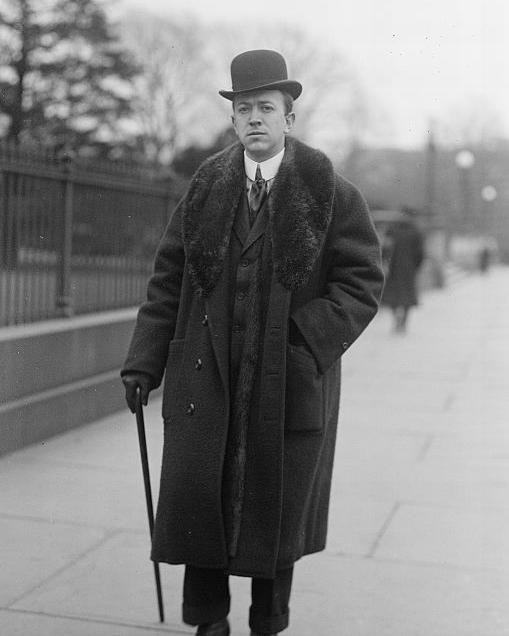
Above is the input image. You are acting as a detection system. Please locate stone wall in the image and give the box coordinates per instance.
[0,309,141,456]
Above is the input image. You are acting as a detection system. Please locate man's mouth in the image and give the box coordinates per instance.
[247,131,265,136]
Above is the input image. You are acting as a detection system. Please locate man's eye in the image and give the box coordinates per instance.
[262,106,273,112]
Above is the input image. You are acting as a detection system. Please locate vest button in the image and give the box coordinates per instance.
[186,403,195,416]
[202,314,208,326]
[241,259,250,267]
[195,358,202,370]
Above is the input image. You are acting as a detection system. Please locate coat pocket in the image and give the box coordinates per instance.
[162,338,186,419]
[285,344,324,433]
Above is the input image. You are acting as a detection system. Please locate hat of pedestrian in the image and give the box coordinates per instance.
[219,49,302,101]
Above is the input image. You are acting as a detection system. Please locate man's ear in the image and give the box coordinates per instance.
[284,112,295,134]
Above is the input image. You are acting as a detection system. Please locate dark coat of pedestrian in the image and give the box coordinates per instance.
[479,245,491,274]
[382,218,424,309]
[122,49,384,636]
[381,215,424,333]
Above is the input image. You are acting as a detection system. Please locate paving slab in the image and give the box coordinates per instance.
[289,552,509,636]
[11,531,184,629]
[0,455,149,530]
[0,401,164,532]
[374,502,509,570]
[326,495,395,557]
[0,517,107,606]
[13,400,164,473]
[0,609,183,636]
[401,456,509,511]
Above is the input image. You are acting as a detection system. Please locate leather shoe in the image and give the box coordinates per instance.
[196,618,230,635]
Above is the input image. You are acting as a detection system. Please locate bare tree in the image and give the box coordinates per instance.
[120,11,224,164]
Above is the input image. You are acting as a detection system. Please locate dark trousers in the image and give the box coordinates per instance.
[182,565,294,634]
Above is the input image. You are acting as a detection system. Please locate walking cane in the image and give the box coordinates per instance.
[134,387,165,623]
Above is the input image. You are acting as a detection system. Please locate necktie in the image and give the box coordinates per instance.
[248,165,267,225]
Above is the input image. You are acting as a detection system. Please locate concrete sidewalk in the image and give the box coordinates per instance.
[1,267,508,636]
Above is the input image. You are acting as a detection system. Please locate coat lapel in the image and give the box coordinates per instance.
[267,138,335,290]
[182,143,245,297]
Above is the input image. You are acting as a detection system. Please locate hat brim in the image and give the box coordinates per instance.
[219,80,302,101]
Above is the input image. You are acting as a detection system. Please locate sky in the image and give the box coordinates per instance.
[119,0,509,148]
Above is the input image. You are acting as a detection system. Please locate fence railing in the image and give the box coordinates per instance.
[0,142,183,327]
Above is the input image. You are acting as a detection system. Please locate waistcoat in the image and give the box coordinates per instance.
[223,190,270,557]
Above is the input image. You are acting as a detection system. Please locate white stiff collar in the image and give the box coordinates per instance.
[244,147,285,182]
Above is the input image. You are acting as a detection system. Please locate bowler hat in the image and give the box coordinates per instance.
[219,49,302,101]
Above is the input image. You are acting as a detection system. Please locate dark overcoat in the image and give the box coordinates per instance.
[382,221,424,309]
[122,137,384,578]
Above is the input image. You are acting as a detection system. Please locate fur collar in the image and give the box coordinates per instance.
[182,136,335,296]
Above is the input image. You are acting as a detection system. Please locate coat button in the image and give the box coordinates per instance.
[195,358,202,370]
[240,259,250,267]
[202,314,208,326]
[237,291,246,300]
[342,342,349,350]
[186,402,195,416]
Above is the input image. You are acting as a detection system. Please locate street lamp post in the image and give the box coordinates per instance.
[480,184,497,236]
[425,124,437,231]
[455,149,475,233]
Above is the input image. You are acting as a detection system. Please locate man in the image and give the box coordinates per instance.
[122,49,384,636]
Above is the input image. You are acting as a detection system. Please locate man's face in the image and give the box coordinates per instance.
[232,90,295,162]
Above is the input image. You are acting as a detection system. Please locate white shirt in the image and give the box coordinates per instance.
[244,147,285,194]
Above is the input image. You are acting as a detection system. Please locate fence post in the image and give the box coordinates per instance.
[56,150,75,317]
[0,166,6,269]
[0,146,17,271]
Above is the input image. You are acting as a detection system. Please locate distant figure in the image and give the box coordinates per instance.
[478,245,491,274]
[382,210,424,333]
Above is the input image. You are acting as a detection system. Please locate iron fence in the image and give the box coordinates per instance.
[0,142,182,327]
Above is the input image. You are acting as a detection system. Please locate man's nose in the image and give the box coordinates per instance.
[249,110,262,125]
